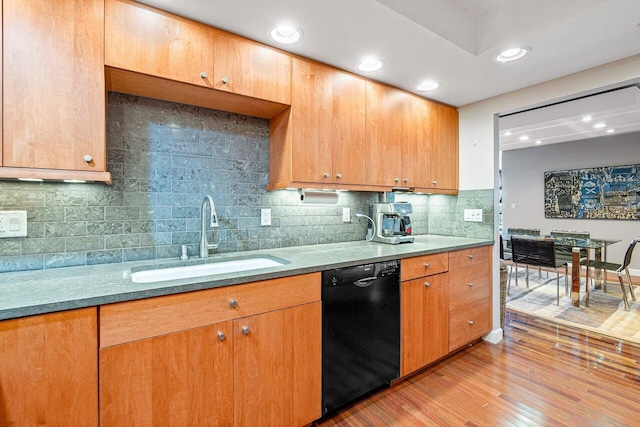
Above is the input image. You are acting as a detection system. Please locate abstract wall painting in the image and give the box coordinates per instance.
[544,164,640,219]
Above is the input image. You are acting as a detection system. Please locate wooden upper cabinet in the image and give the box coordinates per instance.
[401,96,432,189]
[105,0,215,87]
[213,32,291,104]
[430,103,459,190]
[2,0,106,172]
[289,59,365,185]
[0,308,98,426]
[365,82,404,187]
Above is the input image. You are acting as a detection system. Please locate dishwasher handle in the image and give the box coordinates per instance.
[354,276,379,287]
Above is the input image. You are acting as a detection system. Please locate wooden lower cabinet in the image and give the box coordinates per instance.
[234,301,321,426]
[99,321,233,426]
[401,273,449,376]
[99,300,321,426]
[400,246,492,376]
[0,308,98,426]
[449,298,491,351]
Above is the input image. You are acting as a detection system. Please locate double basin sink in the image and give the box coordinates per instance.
[131,255,289,284]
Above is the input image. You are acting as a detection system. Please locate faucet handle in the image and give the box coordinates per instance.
[208,237,222,251]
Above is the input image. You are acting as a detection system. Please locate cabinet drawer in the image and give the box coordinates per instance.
[401,253,448,281]
[448,298,491,351]
[448,262,491,311]
[100,273,320,347]
[449,246,491,270]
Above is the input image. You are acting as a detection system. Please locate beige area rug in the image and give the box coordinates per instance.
[506,267,640,344]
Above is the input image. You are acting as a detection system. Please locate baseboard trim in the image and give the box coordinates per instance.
[483,328,503,344]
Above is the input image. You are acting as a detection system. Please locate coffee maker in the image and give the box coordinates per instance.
[367,202,415,244]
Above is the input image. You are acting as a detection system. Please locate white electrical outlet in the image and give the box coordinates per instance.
[260,208,271,226]
[342,208,351,223]
[0,211,27,238]
[463,209,483,222]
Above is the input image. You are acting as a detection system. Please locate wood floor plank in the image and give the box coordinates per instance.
[316,310,640,426]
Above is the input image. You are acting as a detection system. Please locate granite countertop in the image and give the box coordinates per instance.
[0,234,493,320]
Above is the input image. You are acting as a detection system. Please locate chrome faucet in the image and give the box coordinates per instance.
[199,195,219,258]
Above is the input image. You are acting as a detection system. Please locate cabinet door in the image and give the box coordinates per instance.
[331,68,367,185]
[99,321,233,426]
[291,59,333,184]
[105,0,215,88]
[401,96,432,188]
[430,104,458,190]
[401,274,449,377]
[291,59,366,185]
[213,32,291,104]
[365,82,404,187]
[234,302,321,426]
[3,0,105,171]
[0,308,98,426]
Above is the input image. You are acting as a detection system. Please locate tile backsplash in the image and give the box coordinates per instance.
[0,93,492,273]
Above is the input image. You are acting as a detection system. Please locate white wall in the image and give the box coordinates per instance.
[457,54,640,336]
[502,133,640,271]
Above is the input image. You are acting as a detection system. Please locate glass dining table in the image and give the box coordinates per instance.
[550,236,621,307]
[505,234,621,307]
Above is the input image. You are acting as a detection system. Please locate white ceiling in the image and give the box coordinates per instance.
[136,0,640,107]
[499,86,640,151]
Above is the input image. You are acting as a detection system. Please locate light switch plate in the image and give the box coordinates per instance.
[260,208,271,226]
[342,208,351,223]
[0,211,27,238]
[463,209,483,222]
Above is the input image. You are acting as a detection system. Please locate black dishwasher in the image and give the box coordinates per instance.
[321,260,400,416]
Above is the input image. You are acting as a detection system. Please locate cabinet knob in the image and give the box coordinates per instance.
[83,154,93,163]
[432,180,438,186]
[404,178,409,183]
[395,178,400,183]
[217,331,226,341]
[242,326,250,335]
[424,282,431,288]
[336,173,343,179]
[222,77,228,84]
[229,299,238,308]
[423,263,431,268]
[323,172,330,178]
[468,254,475,259]
[200,71,208,79]
[468,283,475,288]
[468,320,475,325]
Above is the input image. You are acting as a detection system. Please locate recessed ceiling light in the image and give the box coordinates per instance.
[496,47,530,63]
[535,140,542,144]
[504,131,512,136]
[270,24,303,44]
[416,81,440,92]
[593,123,607,129]
[582,115,592,122]
[519,135,529,141]
[606,129,616,134]
[357,57,384,72]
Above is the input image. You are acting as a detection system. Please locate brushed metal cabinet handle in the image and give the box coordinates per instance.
[222,76,228,84]
[217,331,226,341]
[229,299,238,308]
[468,320,475,325]
[468,254,475,259]
[200,71,208,78]
[242,326,250,335]
[424,282,431,288]
[423,263,431,268]
[468,283,475,288]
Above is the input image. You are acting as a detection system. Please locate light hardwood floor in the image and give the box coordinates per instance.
[317,310,640,426]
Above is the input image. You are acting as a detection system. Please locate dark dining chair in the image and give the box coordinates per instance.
[581,237,639,311]
[507,227,542,279]
[510,236,569,305]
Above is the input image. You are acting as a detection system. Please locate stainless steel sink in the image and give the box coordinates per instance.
[131,255,289,284]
